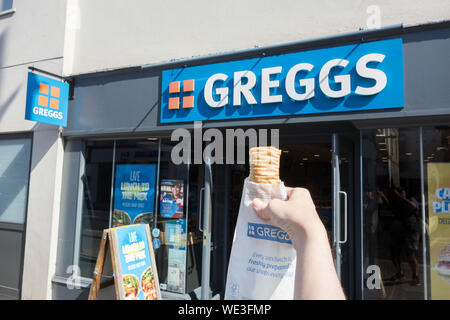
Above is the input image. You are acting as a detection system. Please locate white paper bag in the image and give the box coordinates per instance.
[225,178,297,300]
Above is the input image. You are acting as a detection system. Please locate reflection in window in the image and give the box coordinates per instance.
[78,141,113,278]
[362,128,424,299]
[155,139,202,294]
[0,138,31,224]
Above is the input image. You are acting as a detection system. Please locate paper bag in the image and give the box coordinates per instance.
[224,178,297,300]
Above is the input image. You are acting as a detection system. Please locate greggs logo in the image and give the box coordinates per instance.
[32,82,64,120]
[38,83,60,109]
[33,82,64,120]
[247,222,292,244]
[161,38,404,123]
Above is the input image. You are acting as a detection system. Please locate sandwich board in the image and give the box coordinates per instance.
[88,224,161,300]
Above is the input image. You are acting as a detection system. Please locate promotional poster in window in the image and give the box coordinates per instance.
[165,219,187,294]
[427,162,450,299]
[159,179,185,219]
[113,164,157,227]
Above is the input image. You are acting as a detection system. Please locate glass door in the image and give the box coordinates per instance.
[332,133,356,298]
[0,136,32,300]
[208,129,357,299]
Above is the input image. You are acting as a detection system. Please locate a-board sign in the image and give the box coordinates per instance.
[89,224,161,300]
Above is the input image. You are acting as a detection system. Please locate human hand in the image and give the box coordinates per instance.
[252,187,326,248]
[253,187,345,299]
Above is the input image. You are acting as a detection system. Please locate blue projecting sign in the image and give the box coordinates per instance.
[25,72,69,127]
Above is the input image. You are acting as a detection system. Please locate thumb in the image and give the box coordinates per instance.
[252,198,271,221]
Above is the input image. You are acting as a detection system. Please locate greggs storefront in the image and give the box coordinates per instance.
[53,23,450,300]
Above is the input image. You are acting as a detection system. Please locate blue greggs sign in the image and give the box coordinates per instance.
[160,38,404,123]
[25,72,69,127]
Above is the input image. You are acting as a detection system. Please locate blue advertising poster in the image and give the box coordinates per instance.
[111,224,159,300]
[160,179,185,219]
[25,72,69,127]
[113,164,156,227]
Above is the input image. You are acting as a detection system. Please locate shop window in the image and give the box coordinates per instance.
[422,126,450,300]
[75,138,203,295]
[77,141,114,278]
[362,128,425,299]
[0,136,31,299]
[155,139,202,295]
[0,137,31,224]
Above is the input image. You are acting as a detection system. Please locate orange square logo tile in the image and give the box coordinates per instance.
[39,83,49,95]
[168,79,195,110]
[183,79,195,92]
[168,97,180,110]
[38,95,48,107]
[50,98,60,110]
[51,86,60,98]
[182,96,194,109]
[169,81,180,94]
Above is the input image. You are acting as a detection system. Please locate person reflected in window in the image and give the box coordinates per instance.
[387,187,421,286]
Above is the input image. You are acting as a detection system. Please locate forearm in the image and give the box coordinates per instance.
[292,224,346,300]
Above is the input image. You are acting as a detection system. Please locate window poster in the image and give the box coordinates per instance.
[427,162,450,299]
[110,224,160,300]
[164,219,187,294]
[159,179,185,219]
[113,164,156,227]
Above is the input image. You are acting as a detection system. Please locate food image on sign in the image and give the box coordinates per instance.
[133,212,154,225]
[113,209,131,227]
[434,244,450,285]
[122,274,139,300]
[160,180,184,219]
[141,266,158,300]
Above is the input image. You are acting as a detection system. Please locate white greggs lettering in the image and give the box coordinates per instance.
[204,53,387,107]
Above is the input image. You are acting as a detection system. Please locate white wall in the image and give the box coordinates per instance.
[64,0,450,76]
[0,0,67,133]
[21,125,64,300]
[0,0,67,299]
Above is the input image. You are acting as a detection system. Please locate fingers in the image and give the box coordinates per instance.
[252,197,287,223]
[287,187,313,203]
[285,187,294,199]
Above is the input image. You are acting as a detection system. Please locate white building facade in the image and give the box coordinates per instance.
[0,0,449,300]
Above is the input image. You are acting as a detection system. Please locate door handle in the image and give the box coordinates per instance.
[199,187,205,232]
[338,190,347,244]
